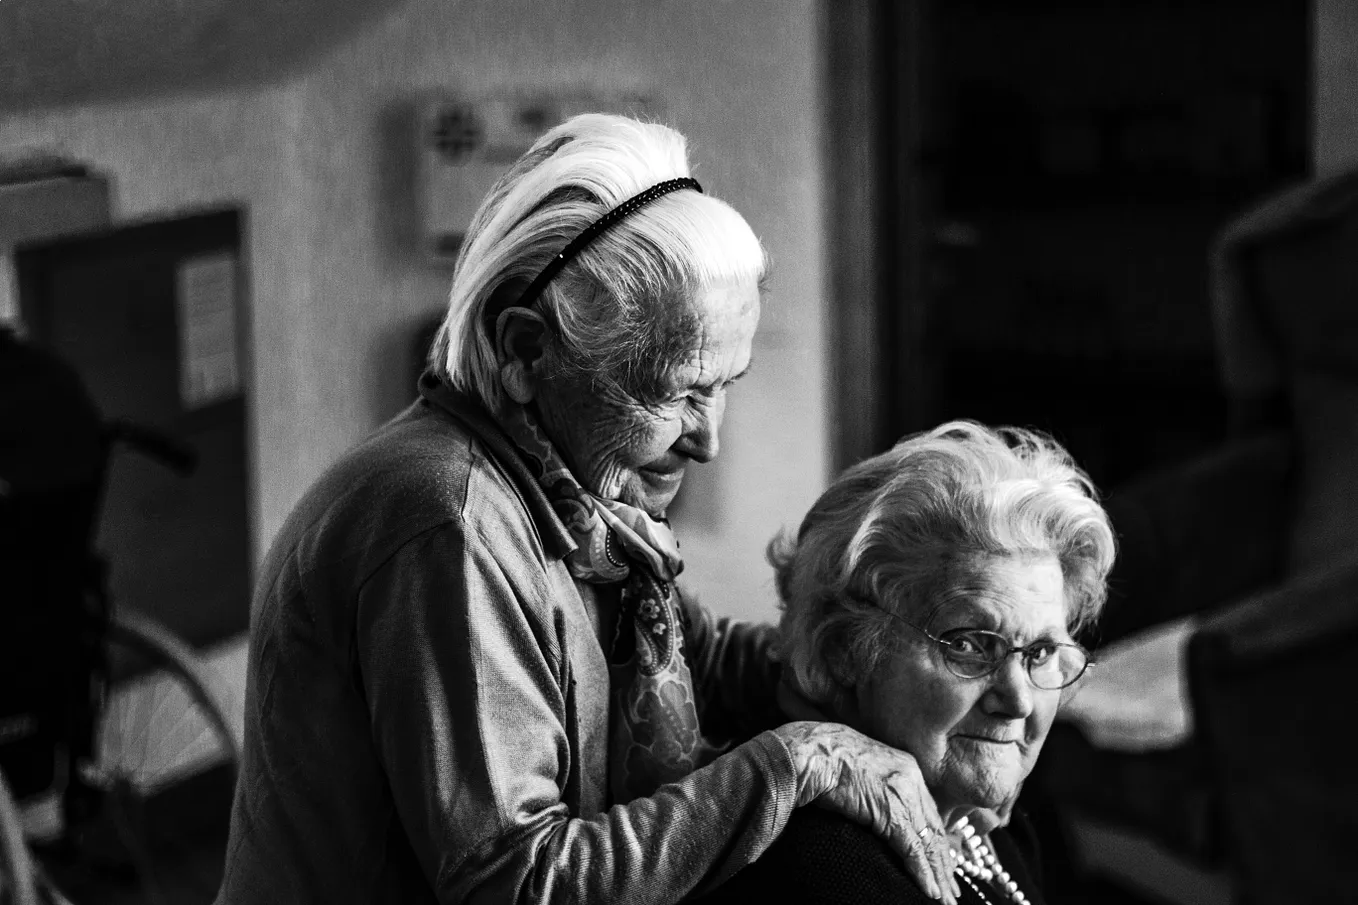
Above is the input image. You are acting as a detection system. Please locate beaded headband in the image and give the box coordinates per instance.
[516,177,703,309]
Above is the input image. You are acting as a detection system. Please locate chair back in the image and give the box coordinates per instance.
[1209,169,1358,576]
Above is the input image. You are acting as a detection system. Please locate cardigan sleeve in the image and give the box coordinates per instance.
[356,522,799,905]
[677,590,787,746]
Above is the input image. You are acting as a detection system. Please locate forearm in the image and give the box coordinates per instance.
[361,530,798,905]
[446,731,798,904]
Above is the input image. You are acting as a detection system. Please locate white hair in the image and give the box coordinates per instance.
[429,113,769,410]
[771,420,1117,710]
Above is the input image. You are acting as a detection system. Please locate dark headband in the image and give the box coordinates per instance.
[516,177,703,309]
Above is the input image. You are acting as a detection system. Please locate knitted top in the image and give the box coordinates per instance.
[696,806,1046,905]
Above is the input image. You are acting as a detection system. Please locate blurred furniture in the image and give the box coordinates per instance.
[1028,167,1358,905]
[1,157,110,326]
[0,157,110,251]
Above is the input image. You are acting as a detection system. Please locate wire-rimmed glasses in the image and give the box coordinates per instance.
[887,613,1093,690]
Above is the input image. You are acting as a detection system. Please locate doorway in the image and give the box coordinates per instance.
[829,0,1312,491]
[15,209,252,648]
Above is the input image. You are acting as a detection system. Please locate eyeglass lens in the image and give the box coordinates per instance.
[935,629,1087,689]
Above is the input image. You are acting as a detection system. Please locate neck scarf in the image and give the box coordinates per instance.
[498,402,718,803]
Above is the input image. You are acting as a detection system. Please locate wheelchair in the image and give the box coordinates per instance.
[1,419,241,905]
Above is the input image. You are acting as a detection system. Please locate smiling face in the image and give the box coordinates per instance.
[856,554,1069,824]
[531,280,760,515]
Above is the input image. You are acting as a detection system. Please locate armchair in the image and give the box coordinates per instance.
[1025,167,1358,905]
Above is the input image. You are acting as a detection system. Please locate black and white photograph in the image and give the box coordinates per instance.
[1,2,1353,903]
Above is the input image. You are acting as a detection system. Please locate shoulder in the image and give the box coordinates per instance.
[700,809,934,905]
[349,401,521,517]
[262,401,544,597]
[343,402,527,523]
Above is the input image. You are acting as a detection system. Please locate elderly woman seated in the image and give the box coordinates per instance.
[702,421,1116,905]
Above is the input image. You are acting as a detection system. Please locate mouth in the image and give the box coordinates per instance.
[639,466,685,488]
[955,734,1021,746]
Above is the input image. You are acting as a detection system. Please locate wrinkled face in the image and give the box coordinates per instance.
[533,281,760,515]
[857,555,1068,823]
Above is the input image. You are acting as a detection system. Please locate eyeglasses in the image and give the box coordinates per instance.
[886,613,1093,691]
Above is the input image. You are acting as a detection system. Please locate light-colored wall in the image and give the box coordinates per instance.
[0,84,313,554]
[1,0,828,631]
[291,0,827,623]
[1315,0,1358,175]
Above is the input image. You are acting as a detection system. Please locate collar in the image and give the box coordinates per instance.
[416,371,577,563]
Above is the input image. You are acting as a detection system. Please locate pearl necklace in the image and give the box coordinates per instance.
[949,817,1029,905]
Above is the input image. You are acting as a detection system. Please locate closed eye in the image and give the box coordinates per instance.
[697,362,752,394]
[723,362,752,388]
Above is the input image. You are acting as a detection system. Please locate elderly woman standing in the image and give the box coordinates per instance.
[215,114,960,905]
[701,422,1116,905]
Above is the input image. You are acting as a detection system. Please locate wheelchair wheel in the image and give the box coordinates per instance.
[0,768,39,905]
[87,610,241,794]
[78,610,241,905]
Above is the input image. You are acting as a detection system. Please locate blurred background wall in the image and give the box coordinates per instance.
[0,0,828,627]
[1315,0,1358,175]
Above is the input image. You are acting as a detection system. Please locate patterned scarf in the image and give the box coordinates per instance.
[498,402,718,803]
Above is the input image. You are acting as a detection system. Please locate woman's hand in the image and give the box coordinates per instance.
[773,721,960,904]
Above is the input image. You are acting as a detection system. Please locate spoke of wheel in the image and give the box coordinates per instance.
[89,609,242,904]
[106,611,241,767]
[0,769,40,905]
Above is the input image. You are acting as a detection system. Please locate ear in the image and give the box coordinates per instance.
[494,303,550,405]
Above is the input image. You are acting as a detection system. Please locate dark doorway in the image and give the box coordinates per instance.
[15,209,252,648]
[831,0,1312,491]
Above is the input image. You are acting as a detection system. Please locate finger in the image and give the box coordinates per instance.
[893,821,942,901]
[938,837,960,903]
[917,821,949,904]
[890,798,953,903]
[914,794,958,903]
[929,831,959,905]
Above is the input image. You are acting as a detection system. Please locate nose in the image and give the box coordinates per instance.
[677,396,724,464]
[984,654,1034,720]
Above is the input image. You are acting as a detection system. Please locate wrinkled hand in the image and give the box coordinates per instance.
[1059,617,1196,752]
[773,721,959,904]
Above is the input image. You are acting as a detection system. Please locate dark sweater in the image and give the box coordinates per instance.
[696,807,1046,905]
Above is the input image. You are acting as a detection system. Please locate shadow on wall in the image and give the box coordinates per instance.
[374,101,424,276]
[367,100,455,422]
[0,0,411,111]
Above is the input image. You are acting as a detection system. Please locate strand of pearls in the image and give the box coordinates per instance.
[950,817,1029,905]
[956,870,995,905]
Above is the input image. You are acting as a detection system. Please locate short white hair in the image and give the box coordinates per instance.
[429,113,769,411]
[771,421,1116,710]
